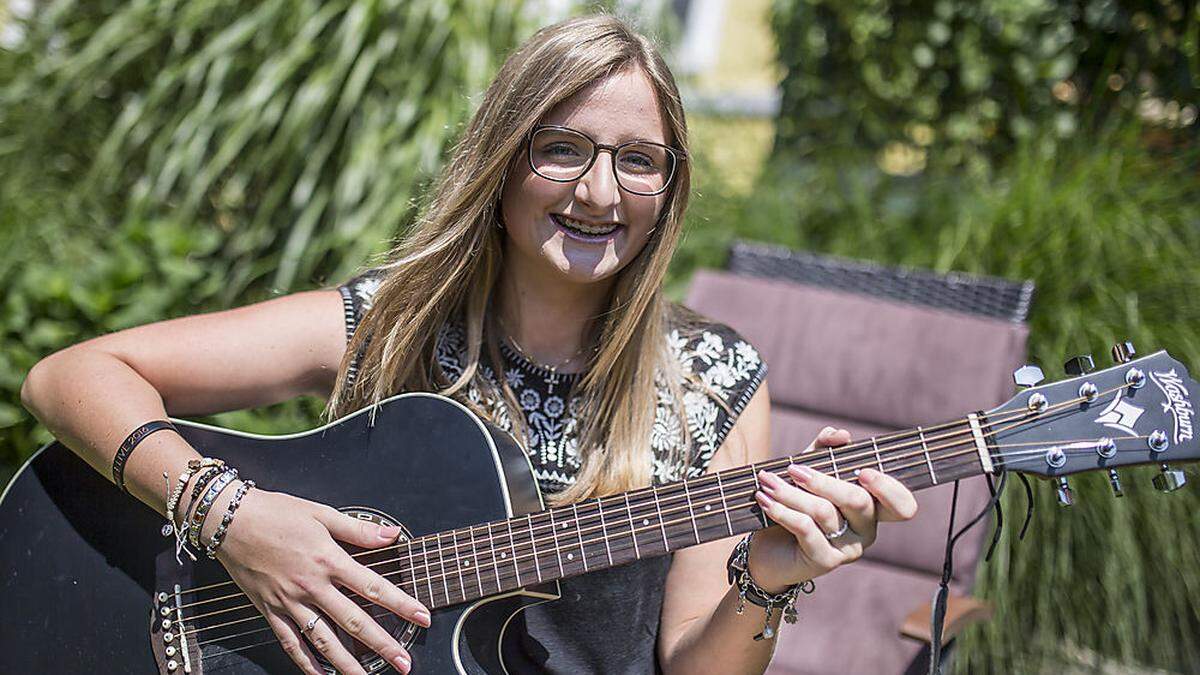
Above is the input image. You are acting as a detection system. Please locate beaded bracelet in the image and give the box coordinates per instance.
[205,480,255,559]
[187,469,239,549]
[179,466,223,524]
[726,533,815,640]
[112,420,177,492]
[165,457,226,528]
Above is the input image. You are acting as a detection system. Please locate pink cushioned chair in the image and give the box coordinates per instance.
[685,242,1034,675]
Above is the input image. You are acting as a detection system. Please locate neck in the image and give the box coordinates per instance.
[368,412,999,609]
[495,248,612,372]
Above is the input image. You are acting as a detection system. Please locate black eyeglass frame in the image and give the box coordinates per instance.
[526,124,687,197]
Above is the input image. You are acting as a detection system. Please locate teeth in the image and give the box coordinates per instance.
[556,214,618,235]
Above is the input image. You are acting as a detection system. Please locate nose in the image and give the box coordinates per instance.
[574,148,621,209]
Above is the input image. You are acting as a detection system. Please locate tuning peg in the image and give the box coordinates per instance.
[1055,477,1074,506]
[1064,355,1095,376]
[1013,364,1045,388]
[1111,341,1137,364]
[1152,464,1187,493]
[1107,468,1124,497]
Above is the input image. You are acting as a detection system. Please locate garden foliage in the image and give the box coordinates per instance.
[756,0,1200,670]
[772,0,1198,171]
[0,0,531,472]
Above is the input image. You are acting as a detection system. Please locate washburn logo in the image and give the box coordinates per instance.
[1150,368,1194,444]
[1094,390,1145,437]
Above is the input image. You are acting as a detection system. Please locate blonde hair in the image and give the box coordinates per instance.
[324,14,694,504]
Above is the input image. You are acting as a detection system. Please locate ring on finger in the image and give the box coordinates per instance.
[825,515,852,540]
[300,614,322,635]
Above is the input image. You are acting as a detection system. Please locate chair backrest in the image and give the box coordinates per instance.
[685,244,1033,585]
[727,240,1035,323]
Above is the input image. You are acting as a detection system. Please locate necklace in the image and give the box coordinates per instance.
[503,332,590,374]
[497,318,593,375]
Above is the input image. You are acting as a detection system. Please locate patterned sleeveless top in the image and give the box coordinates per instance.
[337,269,767,673]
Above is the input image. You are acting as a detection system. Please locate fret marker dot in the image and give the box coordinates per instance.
[561,523,568,529]
[642,519,649,526]
[853,469,861,477]
[704,505,712,511]
[462,560,471,567]
[567,553,574,560]
[500,552,507,558]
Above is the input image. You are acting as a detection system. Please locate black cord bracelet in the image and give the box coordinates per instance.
[112,420,177,493]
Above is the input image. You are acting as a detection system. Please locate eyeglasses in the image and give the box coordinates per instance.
[526,124,686,197]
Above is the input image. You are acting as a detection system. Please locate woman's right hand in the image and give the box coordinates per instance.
[214,487,430,675]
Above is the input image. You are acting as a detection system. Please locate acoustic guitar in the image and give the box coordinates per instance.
[0,344,1194,673]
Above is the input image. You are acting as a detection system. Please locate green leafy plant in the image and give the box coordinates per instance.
[771,0,1199,173]
[0,0,532,470]
[676,115,1200,671]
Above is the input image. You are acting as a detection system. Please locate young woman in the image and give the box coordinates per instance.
[20,14,916,675]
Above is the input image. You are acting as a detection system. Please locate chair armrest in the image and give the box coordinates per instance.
[899,595,994,646]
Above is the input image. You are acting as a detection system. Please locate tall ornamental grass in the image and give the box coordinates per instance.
[0,0,532,471]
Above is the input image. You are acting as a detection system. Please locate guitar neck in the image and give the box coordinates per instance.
[395,413,996,609]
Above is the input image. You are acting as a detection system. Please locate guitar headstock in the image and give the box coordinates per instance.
[985,345,1197,498]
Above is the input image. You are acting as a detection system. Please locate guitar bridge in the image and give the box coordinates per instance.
[151,585,197,673]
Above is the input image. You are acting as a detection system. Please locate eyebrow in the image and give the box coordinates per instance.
[547,124,669,146]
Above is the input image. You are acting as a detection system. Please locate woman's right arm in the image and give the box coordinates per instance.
[19,289,426,675]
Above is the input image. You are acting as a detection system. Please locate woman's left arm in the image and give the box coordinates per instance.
[657,381,919,674]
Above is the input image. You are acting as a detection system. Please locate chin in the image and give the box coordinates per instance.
[539,241,629,285]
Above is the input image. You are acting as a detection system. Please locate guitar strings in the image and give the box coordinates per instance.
[186,440,996,639]
[194,437,1137,659]
[177,384,1111,637]
[173,408,1002,601]
[183,385,1129,647]
[187,393,1132,653]
[181,395,1103,644]
[189,446,1123,648]
[175,400,1025,607]
[179,383,1097,607]
[179,413,997,616]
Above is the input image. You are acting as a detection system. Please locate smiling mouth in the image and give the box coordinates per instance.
[551,213,621,237]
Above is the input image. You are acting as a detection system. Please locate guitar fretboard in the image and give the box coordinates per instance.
[379,413,994,609]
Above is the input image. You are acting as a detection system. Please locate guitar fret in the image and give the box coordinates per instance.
[486,521,503,594]
[526,515,543,582]
[437,532,452,604]
[421,536,436,607]
[652,487,670,552]
[715,472,734,536]
[571,503,589,572]
[624,493,641,559]
[507,518,521,587]
[594,498,614,566]
[828,448,839,479]
[466,525,484,598]
[451,529,467,602]
[751,468,768,527]
[871,437,884,472]
[681,478,700,545]
[918,426,938,485]
[548,510,565,578]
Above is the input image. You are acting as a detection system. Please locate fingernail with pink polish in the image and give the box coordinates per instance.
[379,525,401,539]
[758,470,778,488]
[414,609,431,627]
[756,490,774,506]
[789,464,813,482]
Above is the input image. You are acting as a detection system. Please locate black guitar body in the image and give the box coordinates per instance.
[0,393,556,674]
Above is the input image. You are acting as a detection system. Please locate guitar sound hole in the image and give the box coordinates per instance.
[312,506,420,675]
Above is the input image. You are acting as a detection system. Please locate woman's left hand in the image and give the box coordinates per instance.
[746,426,919,592]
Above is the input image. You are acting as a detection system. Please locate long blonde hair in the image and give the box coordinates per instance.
[324,14,694,504]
